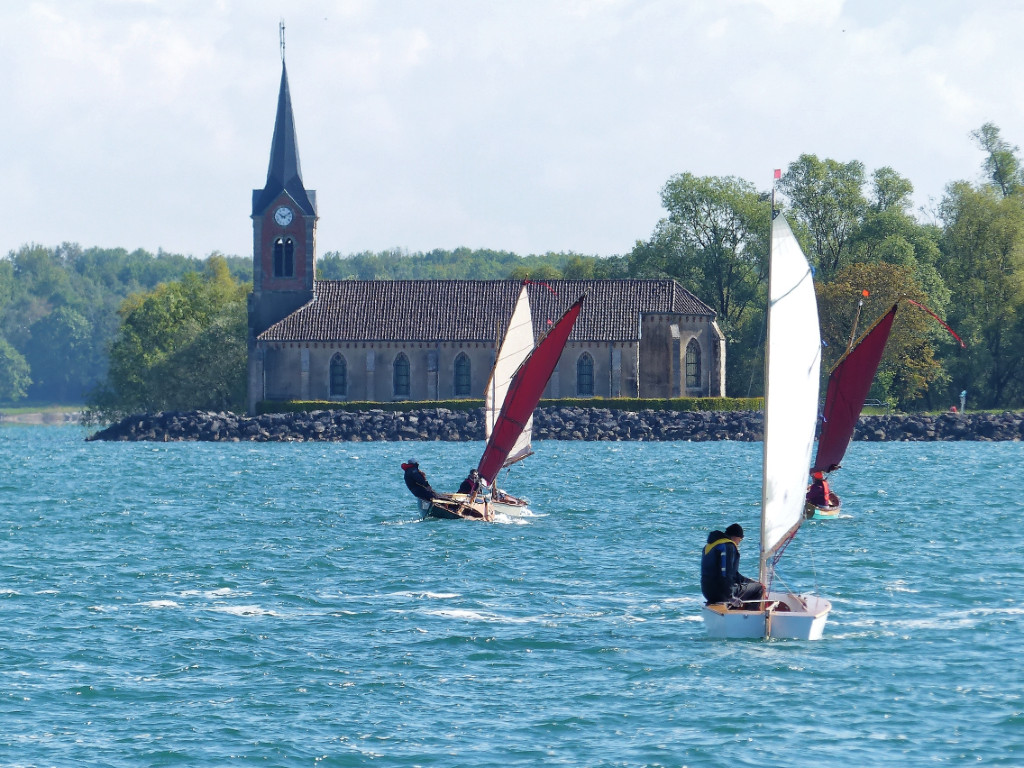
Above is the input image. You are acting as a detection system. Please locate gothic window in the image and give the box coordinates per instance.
[330,353,347,398]
[393,353,410,398]
[686,339,701,390]
[454,352,471,397]
[273,237,295,277]
[577,352,594,397]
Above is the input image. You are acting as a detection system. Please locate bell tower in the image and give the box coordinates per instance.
[248,23,318,412]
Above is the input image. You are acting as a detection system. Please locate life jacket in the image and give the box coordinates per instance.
[703,537,732,555]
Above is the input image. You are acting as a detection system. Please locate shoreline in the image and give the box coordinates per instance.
[85,407,1024,443]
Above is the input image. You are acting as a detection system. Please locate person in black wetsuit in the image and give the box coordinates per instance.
[402,460,437,501]
[700,523,764,608]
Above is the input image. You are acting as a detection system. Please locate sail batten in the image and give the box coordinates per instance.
[760,215,822,583]
[477,296,585,486]
[812,304,898,473]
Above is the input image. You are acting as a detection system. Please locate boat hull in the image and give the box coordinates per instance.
[804,490,841,519]
[450,492,531,518]
[701,592,831,640]
[417,497,490,521]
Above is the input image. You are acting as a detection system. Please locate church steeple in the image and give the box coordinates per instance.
[252,61,317,217]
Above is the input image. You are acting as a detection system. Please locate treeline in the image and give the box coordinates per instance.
[0,246,248,404]
[3,123,1022,415]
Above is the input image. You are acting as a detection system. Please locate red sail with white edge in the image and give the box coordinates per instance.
[812,304,898,473]
[477,295,584,487]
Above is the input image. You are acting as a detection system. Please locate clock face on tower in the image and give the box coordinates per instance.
[274,206,294,226]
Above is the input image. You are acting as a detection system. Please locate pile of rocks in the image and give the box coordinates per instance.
[85,407,1024,443]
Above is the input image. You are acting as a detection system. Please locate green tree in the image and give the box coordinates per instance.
[630,173,771,396]
[25,306,99,402]
[89,256,249,418]
[817,263,947,406]
[779,155,867,281]
[0,337,31,401]
[938,181,1024,407]
[972,122,1023,197]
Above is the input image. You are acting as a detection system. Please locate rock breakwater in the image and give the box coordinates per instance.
[86,408,1024,443]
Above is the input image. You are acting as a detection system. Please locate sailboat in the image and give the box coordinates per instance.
[415,292,585,521]
[450,284,535,516]
[805,303,899,519]
[701,213,831,640]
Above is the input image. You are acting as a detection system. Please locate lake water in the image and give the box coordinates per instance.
[2,426,1023,767]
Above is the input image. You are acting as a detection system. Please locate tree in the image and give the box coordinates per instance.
[632,174,771,324]
[0,337,31,402]
[938,182,1024,407]
[25,306,99,402]
[779,155,868,281]
[630,173,771,396]
[88,256,249,418]
[817,263,947,406]
[971,122,1023,197]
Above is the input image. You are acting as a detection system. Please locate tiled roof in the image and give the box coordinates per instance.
[257,279,716,343]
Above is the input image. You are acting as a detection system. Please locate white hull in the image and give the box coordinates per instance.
[701,591,831,640]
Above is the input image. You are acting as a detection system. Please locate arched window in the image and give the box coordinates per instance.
[273,237,295,277]
[686,339,701,390]
[330,353,347,398]
[576,352,594,397]
[454,352,471,397]
[393,353,410,397]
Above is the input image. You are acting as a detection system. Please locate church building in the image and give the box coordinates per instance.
[247,60,726,415]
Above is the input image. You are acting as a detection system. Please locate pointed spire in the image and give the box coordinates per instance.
[253,60,316,217]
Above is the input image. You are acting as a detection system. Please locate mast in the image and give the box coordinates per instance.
[760,175,778,587]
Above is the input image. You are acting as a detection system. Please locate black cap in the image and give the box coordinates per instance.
[725,523,744,538]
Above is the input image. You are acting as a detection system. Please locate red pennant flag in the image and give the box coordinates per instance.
[774,168,782,179]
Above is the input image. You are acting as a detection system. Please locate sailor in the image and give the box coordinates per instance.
[401,460,437,501]
[700,523,764,608]
[458,468,481,495]
[806,471,834,507]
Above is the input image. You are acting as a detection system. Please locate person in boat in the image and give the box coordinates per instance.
[806,471,836,508]
[700,523,764,608]
[402,460,439,501]
[458,468,481,495]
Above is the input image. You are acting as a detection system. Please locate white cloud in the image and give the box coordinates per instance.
[1,0,1022,259]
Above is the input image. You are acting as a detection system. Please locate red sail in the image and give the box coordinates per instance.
[812,304,898,473]
[477,295,585,486]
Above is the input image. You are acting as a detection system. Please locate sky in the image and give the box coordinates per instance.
[2,0,1023,261]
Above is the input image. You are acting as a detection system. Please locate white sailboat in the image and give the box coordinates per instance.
[701,213,832,640]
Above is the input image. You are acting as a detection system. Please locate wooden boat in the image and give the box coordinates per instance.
[416,291,585,520]
[701,211,831,640]
[805,303,898,519]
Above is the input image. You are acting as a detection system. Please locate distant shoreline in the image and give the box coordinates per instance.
[0,411,83,425]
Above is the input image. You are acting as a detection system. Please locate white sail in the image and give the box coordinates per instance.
[760,215,821,573]
[484,285,535,467]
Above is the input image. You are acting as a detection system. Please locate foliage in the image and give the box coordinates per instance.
[0,243,248,404]
[257,396,763,415]
[817,263,946,406]
[630,173,772,398]
[779,155,868,281]
[87,257,249,419]
[938,181,1024,408]
[0,337,31,401]
[972,122,1024,197]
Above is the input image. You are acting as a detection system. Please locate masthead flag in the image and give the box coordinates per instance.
[773,168,782,180]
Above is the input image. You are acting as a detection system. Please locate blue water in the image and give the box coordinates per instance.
[2,426,1023,767]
